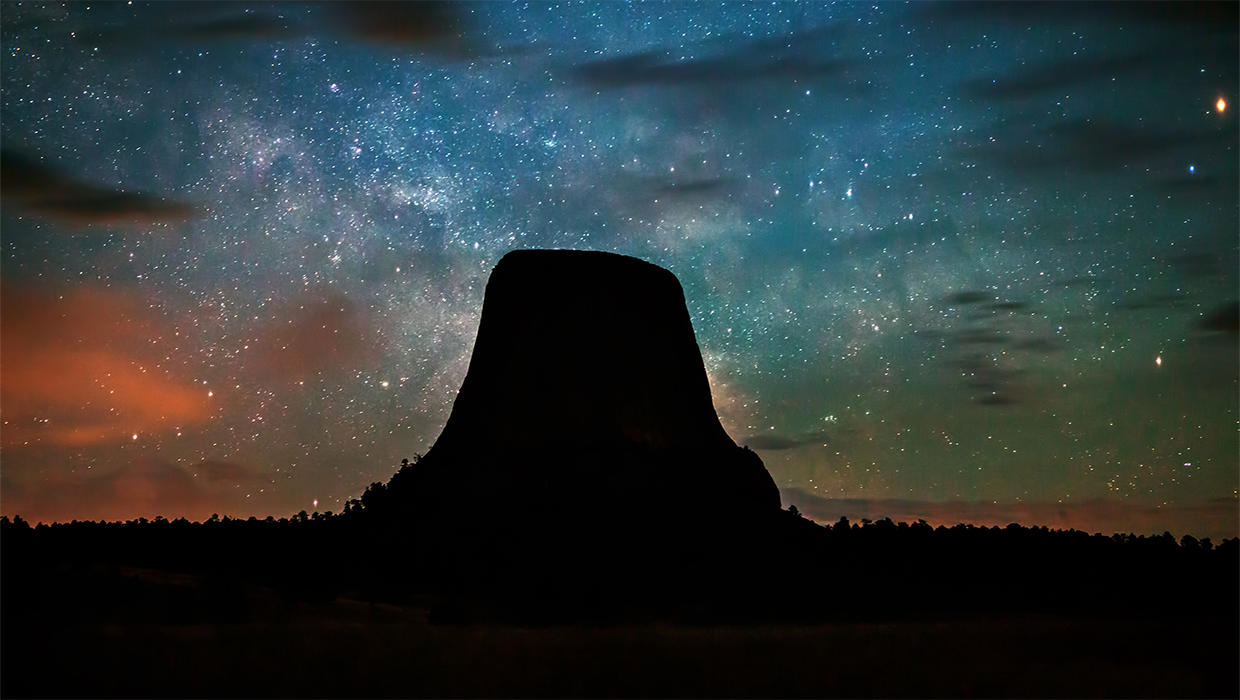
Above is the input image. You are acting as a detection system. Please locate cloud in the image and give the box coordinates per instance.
[959,120,1238,174]
[193,460,259,484]
[576,51,853,89]
[915,1,1239,32]
[330,1,467,51]
[1042,120,1233,171]
[1167,251,1226,280]
[1,458,254,524]
[962,50,1157,102]
[780,489,1240,542]
[250,292,384,381]
[1196,301,1239,334]
[74,2,494,61]
[646,176,736,201]
[588,173,741,226]
[1,148,197,226]
[572,27,858,90]
[948,352,1026,407]
[72,7,295,46]
[0,283,212,448]
[941,291,991,306]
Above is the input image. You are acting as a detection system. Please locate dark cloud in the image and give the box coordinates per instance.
[172,12,292,41]
[928,279,1049,410]
[779,489,1239,542]
[0,282,211,448]
[73,2,491,60]
[1043,120,1232,170]
[648,177,735,200]
[1155,172,1240,199]
[72,6,294,47]
[575,51,853,89]
[573,27,858,90]
[942,291,991,306]
[606,173,738,205]
[193,460,259,484]
[580,173,741,228]
[1,148,197,226]
[960,120,1238,174]
[950,353,1025,407]
[1197,302,1239,334]
[1167,251,1226,281]
[962,50,1157,102]
[330,1,466,51]
[916,1,1239,31]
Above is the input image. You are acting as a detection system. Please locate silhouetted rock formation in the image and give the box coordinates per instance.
[426,249,777,509]
[386,250,783,598]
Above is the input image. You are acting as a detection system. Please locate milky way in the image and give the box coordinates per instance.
[2,2,1236,538]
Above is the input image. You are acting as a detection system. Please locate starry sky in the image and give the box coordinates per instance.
[2,2,1236,539]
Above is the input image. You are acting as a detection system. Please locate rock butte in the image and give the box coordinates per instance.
[392,249,780,532]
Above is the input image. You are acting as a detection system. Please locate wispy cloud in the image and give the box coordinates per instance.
[1,458,258,524]
[962,51,1157,102]
[1,148,197,227]
[73,2,495,60]
[959,120,1238,174]
[573,26,859,91]
[193,459,260,484]
[1197,301,1239,334]
[916,1,1239,32]
[0,283,211,447]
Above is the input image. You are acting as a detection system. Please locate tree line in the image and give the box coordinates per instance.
[2,455,1236,625]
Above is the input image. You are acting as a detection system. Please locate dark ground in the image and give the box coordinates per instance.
[4,508,1237,698]
[3,561,1236,699]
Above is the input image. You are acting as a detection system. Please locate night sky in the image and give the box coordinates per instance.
[2,2,1236,539]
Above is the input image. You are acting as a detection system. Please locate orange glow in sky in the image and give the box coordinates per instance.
[1217,97,1227,112]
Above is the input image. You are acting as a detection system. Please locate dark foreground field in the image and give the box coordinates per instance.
[4,563,1237,699]
[5,508,1237,698]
